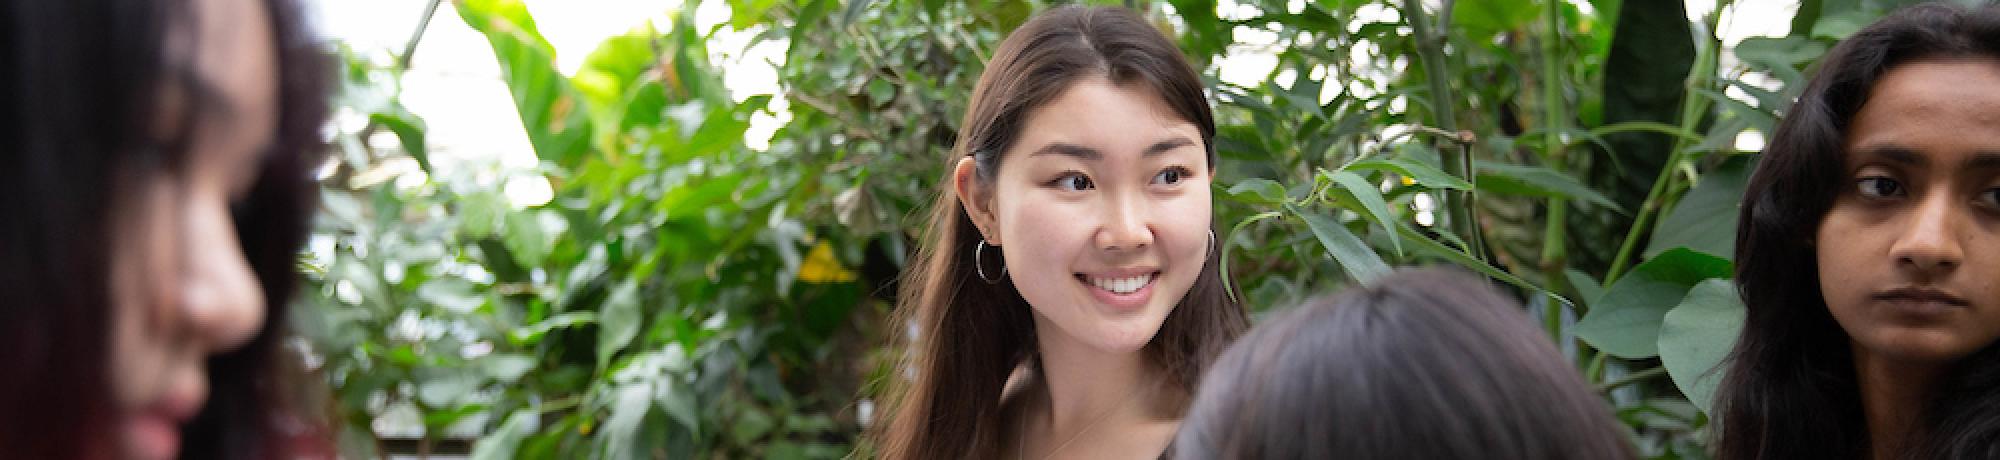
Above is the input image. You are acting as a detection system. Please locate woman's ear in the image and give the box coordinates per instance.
[954,157,1002,246]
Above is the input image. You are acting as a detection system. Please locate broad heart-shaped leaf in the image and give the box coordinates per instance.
[1660,278,1747,415]
[1647,155,1756,260]
[1344,158,1474,190]
[1474,163,1626,213]
[456,0,594,169]
[1321,169,1402,256]
[596,279,642,368]
[1286,202,1390,284]
[1575,248,1733,359]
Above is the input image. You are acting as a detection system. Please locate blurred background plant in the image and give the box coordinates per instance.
[297,0,1962,458]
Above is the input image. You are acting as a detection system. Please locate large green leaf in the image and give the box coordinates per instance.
[1344,157,1474,190]
[1225,178,1289,205]
[470,409,537,460]
[1286,202,1391,284]
[368,107,431,174]
[1321,170,1402,256]
[1646,155,1755,260]
[1453,0,1537,41]
[455,0,595,169]
[1475,163,1626,212]
[1659,278,1746,415]
[596,279,642,367]
[1574,248,1732,358]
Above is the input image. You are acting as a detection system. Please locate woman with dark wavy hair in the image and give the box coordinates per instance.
[1721,3,2000,459]
[0,0,330,458]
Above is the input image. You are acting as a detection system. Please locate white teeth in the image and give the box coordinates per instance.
[1087,273,1154,294]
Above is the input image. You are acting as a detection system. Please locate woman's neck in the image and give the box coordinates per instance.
[1853,344,1946,460]
[1030,318,1167,432]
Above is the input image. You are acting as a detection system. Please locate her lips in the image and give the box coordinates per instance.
[1873,287,1970,306]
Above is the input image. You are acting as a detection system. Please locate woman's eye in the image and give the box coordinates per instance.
[1856,177,1903,199]
[1152,168,1187,186]
[1052,173,1094,191]
[1979,187,2000,209]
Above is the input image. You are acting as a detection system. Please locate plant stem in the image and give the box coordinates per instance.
[398,0,445,70]
[1604,6,1723,284]
[1402,0,1484,263]
[1597,366,1670,393]
[1537,0,1571,342]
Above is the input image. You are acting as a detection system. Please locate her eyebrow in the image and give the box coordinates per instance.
[1029,137,1196,161]
[1856,145,1925,166]
[1853,144,2000,170]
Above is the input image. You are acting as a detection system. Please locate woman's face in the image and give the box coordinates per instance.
[109,0,278,458]
[959,76,1213,354]
[1817,58,2000,365]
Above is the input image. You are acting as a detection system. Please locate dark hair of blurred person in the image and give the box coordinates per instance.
[1172,269,1635,459]
[0,0,330,458]
[1722,3,2000,459]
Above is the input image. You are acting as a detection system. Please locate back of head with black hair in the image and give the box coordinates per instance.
[1172,268,1635,459]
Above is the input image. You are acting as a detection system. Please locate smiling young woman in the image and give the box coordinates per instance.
[1719,3,2000,459]
[872,5,1247,459]
[0,0,330,458]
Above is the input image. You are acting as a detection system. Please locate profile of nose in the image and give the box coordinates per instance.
[176,203,267,353]
[1890,194,1964,274]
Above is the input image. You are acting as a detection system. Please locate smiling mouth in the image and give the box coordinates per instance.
[1077,272,1158,294]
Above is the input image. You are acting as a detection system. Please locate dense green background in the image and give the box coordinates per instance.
[298,0,1953,457]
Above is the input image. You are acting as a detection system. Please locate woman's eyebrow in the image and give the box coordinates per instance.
[1144,138,1195,157]
[1967,151,2000,171]
[1028,137,1195,161]
[1854,144,1925,166]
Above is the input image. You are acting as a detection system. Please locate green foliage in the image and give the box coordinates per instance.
[299,0,1918,458]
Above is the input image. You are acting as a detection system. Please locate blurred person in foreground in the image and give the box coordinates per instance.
[0,0,331,458]
[1172,269,1635,459]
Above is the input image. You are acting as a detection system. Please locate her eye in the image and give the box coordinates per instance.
[1051,172,1094,191]
[1153,167,1191,186]
[1979,188,2000,209]
[1856,177,1904,199]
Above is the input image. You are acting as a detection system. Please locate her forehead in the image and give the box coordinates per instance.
[1847,59,2000,160]
[1016,78,1201,147]
[171,0,278,162]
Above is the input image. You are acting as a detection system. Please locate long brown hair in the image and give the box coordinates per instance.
[873,5,1246,458]
[1720,3,2000,459]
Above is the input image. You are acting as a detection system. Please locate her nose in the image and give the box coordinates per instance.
[1096,192,1154,251]
[1889,190,1965,278]
[176,197,266,353]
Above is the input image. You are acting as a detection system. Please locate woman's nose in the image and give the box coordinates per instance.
[176,197,266,353]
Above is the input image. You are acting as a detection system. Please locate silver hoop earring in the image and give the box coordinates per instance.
[1210,229,1218,255]
[976,240,1007,284]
